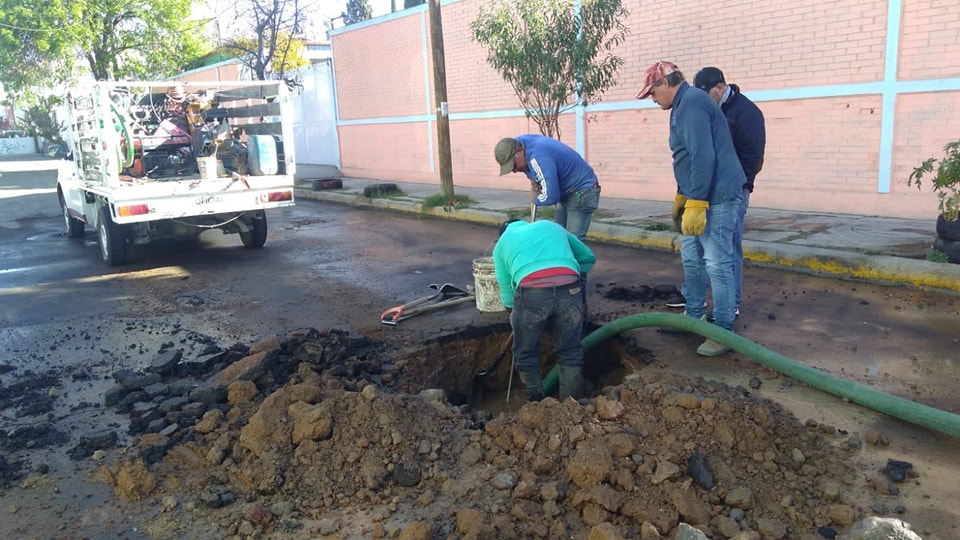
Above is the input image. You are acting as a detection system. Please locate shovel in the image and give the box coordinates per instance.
[380,283,474,325]
[469,332,514,404]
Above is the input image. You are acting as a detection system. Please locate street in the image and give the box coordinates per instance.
[1,157,959,538]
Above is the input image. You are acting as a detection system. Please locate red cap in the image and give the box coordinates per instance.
[636,61,680,99]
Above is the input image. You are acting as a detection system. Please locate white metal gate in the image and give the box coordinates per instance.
[291,61,339,167]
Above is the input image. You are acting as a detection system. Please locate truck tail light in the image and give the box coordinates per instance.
[118,204,150,216]
[267,191,292,202]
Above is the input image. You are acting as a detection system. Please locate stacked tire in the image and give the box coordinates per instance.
[934,215,960,262]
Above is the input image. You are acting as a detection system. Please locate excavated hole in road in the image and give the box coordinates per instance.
[391,323,656,411]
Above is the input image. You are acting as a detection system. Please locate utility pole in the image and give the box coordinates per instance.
[428,0,454,198]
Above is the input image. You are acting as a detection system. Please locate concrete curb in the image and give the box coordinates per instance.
[294,188,960,295]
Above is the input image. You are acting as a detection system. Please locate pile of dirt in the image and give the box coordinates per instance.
[82,327,919,539]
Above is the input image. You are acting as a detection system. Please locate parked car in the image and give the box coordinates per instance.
[0,129,27,138]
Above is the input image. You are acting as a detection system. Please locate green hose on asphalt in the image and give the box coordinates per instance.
[542,312,960,438]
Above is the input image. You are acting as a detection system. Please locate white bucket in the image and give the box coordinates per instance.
[197,156,218,181]
[472,256,505,312]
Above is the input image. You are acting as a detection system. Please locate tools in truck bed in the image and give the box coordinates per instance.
[380,283,475,325]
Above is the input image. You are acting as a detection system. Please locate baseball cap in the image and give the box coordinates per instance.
[636,61,680,99]
[494,137,518,176]
[693,67,725,91]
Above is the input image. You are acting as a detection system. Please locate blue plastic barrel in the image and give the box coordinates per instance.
[247,134,278,176]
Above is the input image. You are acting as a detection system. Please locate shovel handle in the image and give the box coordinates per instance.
[380,295,476,325]
[379,292,441,322]
[400,295,475,318]
[475,332,514,377]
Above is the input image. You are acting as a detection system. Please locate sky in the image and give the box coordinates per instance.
[199,0,397,42]
[322,0,394,20]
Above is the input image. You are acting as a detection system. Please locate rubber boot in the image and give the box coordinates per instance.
[518,370,545,402]
[558,365,584,401]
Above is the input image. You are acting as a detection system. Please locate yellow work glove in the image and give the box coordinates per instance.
[681,199,709,236]
[671,193,687,232]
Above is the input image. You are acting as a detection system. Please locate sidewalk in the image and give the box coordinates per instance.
[292,164,960,295]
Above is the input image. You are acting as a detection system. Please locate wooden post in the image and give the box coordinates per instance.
[428,0,455,198]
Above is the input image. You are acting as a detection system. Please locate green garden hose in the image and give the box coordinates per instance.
[542,312,960,438]
[110,102,135,170]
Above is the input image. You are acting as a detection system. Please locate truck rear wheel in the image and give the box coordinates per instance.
[240,213,268,248]
[60,194,85,238]
[98,206,128,266]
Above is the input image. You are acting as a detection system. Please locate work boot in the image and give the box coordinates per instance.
[558,366,584,401]
[518,370,545,401]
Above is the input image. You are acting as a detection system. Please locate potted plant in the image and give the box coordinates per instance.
[909,139,960,262]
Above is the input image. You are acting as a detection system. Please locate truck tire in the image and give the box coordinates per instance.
[97,206,128,266]
[240,213,268,248]
[60,194,84,238]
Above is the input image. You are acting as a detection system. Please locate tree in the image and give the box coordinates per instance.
[0,0,208,104]
[342,0,373,25]
[222,0,310,82]
[18,96,65,152]
[471,0,628,139]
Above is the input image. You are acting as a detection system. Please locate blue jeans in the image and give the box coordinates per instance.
[510,282,585,374]
[555,185,600,241]
[680,201,737,331]
[733,189,750,310]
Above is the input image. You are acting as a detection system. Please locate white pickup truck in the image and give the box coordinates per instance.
[57,80,296,265]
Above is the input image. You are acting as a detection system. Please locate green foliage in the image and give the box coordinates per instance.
[909,140,960,222]
[0,0,208,104]
[366,187,405,199]
[222,32,309,82]
[222,0,309,83]
[421,193,474,210]
[17,96,64,143]
[504,206,555,221]
[925,249,950,263]
[343,0,373,25]
[642,222,673,232]
[0,0,71,103]
[470,0,629,139]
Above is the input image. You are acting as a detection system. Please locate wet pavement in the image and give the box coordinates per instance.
[2,153,955,294]
[293,164,960,294]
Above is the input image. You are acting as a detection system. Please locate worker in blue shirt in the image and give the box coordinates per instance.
[493,219,596,401]
[494,134,601,241]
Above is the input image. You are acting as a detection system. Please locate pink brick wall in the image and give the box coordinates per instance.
[900,0,960,80]
[334,16,431,120]
[331,0,960,219]
[605,0,888,100]
[442,1,522,112]
[339,122,435,181]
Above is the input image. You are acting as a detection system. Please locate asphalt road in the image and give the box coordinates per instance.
[1,158,959,537]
